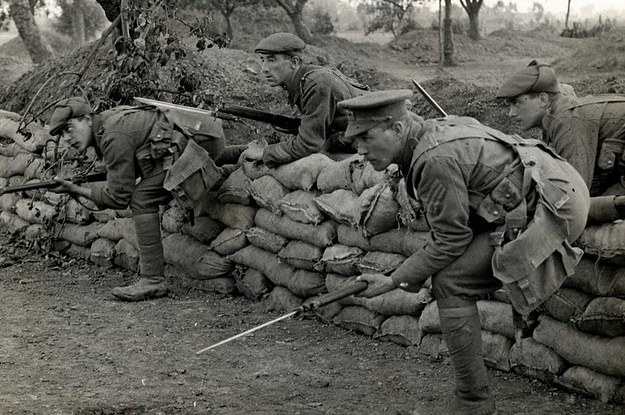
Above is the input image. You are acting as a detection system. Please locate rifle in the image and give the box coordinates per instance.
[411,79,448,118]
[196,280,368,354]
[134,97,301,135]
[0,171,107,195]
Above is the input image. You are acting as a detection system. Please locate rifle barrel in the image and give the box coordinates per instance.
[219,105,301,133]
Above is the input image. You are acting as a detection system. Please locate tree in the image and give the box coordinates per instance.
[564,0,571,29]
[459,0,482,41]
[443,0,453,66]
[274,0,313,43]
[204,0,259,41]
[55,0,109,48]
[7,0,53,64]
[362,0,420,39]
[532,2,544,25]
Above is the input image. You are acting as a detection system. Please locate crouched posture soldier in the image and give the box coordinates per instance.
[254,32,369,167]
[339,90,590,414]
[498,60,625,222]
[48,97,225,301]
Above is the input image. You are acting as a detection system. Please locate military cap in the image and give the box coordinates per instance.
[497,60,559,99]
[338,89,413,138]
[254,32,306,55]
[49,97,93,136]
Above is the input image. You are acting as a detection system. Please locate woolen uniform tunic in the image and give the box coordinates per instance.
[389,116,589,312]
[262,64,368,165]
[542,93,625,196]
[89,107,171,214]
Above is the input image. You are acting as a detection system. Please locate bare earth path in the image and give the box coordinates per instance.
[0,232,622,415]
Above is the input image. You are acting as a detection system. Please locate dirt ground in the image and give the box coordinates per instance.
[0,230,622,415]
[2,24,625,415]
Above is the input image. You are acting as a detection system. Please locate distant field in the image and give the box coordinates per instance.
[0,31,16,46]
[335,30,393,45]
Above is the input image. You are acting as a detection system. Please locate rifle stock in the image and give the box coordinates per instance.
[0,171,107,195]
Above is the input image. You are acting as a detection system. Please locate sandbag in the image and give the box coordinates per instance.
[234,268,273,301]
[562,256,625,297]
[534,315,625,378]
[23,157,46,181]
[161,205,188,233]
[336,224,371,251]
[15,199,57,224]
[481,331,513,372]
[333,305,385,336]
[542,287,593,323]
[0,152,35,177]
[114,239,139,272]
[181,216,225,244]
[23,223,47,241]
[227,245,293,287]
[396,177,429,232]
[206,202,257,230]
[577,221,625,264]
[267,286,303,313]
[210,227,248,256]
[351,159,386,195]
[162,233,210,277]
[91,208,133,223]
[509,337,567,383]
[279,190,324,225]
[356,251,406,274]
[195,251,234,280]
[245,226,288,253]
[574,297,625,337]
[97,218,137,245]
[269,153,335,191]
[278,240,323,271]
[313,299,343,324]
[316,154,359,193]
[255,209,336,248]
[374,315,422,347]
[65,243,91,260]
[313,189,360,227]
[216,167,251,205]
[418,334,448,359]
[90,238,116,267]
[316,244,363,276]
[57,223,101,246]
[0,193,21,212]
[369,228,429,257]
[359,183,399,237]
[288,269,326,298]
[419,301,441,333]
[557,366,625,404]
[477,300,515,339]
[248,175,288,214]
[64,198,91,225]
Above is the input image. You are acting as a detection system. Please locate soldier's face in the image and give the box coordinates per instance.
[507,93,548,130]
[259,53,295,87]
[355,123,403,171]
[61,115,93,153]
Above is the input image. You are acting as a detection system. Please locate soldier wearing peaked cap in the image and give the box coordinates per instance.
[341,90,590,415]
[47,97,229,302]
[251,32,369,167]
[499,61,625,221]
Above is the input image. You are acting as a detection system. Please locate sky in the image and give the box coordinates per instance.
[482,0,625,15]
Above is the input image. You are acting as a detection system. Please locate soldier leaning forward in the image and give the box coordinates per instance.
[48,97,227,301]
[499,60,625,222]
[340,90,590,415]
[254,32,369,167]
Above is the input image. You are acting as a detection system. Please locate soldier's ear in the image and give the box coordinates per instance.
[537,92,551,107]
[391,120,406,138]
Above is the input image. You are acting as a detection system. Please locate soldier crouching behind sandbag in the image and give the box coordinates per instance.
[47,96,227,301]
[338,90,590,415]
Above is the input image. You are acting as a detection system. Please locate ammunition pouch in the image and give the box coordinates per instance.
[597,138,625,170]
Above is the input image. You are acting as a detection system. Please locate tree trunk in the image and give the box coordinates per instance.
[72,0,87,47]
[438,0,444,68]
[225,14,233,41]
[565,0,571,29]
[8,0,53,64]
[275,0,313,44]
[467,12,480,40]
[443,0,454,66]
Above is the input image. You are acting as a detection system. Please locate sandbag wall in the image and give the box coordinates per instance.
[1,118,625,405]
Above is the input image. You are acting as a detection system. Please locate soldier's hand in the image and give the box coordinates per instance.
[49,178,77,194]
[242,140,265,161]
[354,273,396,298]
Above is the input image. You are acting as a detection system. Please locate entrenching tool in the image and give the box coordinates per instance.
[195,280,368,355]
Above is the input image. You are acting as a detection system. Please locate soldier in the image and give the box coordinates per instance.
[47,97,225,301]
[338,90,590,414]
[498,60,625,201]
[253,32,369,167]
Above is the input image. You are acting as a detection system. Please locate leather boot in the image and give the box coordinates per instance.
[112,212,168,302]
[112,276,168,301]
[438,298,496,415]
